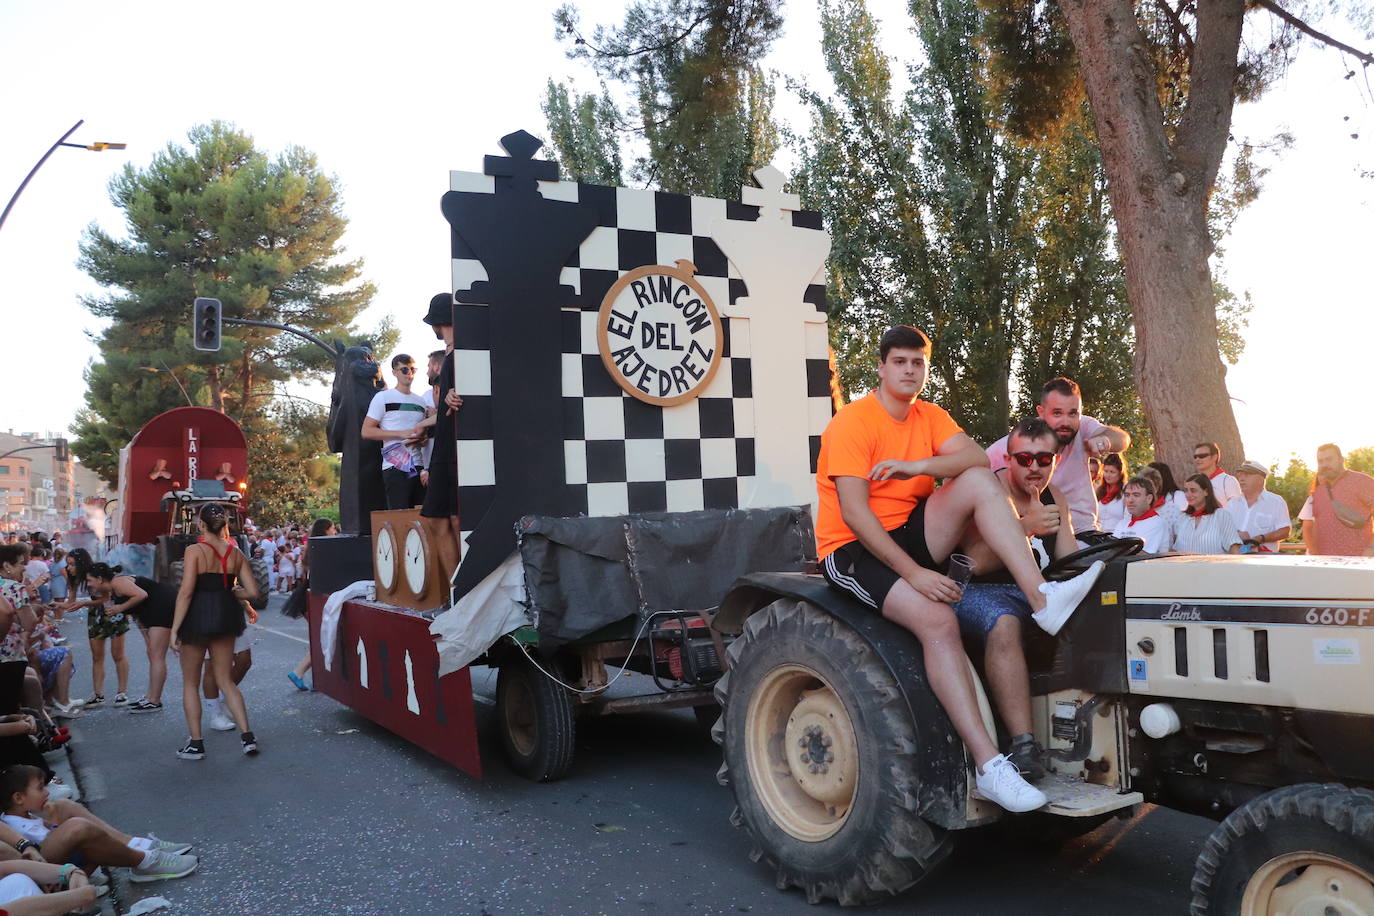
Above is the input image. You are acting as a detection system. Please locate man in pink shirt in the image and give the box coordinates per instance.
[986,378,1130,534]
[1301,444,1374,557]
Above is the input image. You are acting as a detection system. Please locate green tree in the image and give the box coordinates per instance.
[542,80,625,185]
[1268,454,1314,518]
[794,0,1145,448]
[979,0,1372,476]
[552,0,783,197]
[72,122,392,488]
[244,400,339,527]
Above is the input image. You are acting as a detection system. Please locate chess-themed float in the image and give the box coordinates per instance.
[306,131,838,781]
[304,132,1152,906]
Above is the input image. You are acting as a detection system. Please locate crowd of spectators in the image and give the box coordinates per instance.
[0,533,197,911]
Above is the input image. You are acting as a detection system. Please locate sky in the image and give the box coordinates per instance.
[0,0,1369,475]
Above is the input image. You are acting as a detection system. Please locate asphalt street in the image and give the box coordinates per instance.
[58,595,1219,915]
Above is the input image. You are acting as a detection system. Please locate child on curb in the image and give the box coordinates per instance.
[0,765,197,883]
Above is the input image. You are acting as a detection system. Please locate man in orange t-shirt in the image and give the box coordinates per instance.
[815,326,1106,813]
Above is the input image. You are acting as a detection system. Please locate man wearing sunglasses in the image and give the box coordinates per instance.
[986,377,1129,536]
[361,354,430,510]
[815,326,1105,813]
[1191,442,1241,507]
[944,417,1081,780]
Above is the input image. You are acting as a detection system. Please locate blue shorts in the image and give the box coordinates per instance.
[950,583,1032,641]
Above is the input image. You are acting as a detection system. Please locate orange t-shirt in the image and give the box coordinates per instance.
[814,393,963,559]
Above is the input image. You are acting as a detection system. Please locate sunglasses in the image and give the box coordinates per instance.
[1193,452,1213,460]
[1010,451,1056,468]
[396,367,416,375]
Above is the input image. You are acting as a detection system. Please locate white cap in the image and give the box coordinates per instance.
[1236,459,1269,477]
[1140,703,1182,739]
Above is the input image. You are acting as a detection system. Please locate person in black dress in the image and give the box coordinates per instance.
[170,505,260,759]
[85,563,176,713]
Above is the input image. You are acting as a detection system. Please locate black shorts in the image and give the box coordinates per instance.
[820,501,938,611]
[420,459,457,519]
[383,467,424,511]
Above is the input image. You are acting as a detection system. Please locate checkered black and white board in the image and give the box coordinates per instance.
[449,174,833,552]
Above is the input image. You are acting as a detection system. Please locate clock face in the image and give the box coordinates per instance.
[404,527,427,596]
[375,526,397,592]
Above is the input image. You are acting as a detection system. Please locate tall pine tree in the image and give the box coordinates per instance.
[72,121,390,494]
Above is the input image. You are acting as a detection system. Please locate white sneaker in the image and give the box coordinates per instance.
[206,707,235,732]
[129,850,197,883]
[1033,561,1106,635]
[974,754,1047,813]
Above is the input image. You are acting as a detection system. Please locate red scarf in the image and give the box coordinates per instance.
[1099,483,1121,504]
[1151,495,1165,510]
[1208,468,1225,480]
[1128,508,1159,526]
[1186,506,1207,518]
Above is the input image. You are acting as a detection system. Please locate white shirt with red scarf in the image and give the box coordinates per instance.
[1112,508,1171,553]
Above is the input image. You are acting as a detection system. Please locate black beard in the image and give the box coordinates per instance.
[427,373,439,386]
[1055,428,1075,446]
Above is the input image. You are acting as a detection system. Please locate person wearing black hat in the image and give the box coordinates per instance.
[412,293,462,583]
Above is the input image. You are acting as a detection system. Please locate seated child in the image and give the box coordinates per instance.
[0,858,100,915]
[0,765,197,884]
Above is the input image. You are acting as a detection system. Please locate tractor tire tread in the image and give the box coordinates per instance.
[716,598,951,907]
[1189,782,1374,915]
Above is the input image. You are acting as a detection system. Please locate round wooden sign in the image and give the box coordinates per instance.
[596,259,723,407]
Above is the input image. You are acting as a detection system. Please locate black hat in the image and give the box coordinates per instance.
[423,292,454,327]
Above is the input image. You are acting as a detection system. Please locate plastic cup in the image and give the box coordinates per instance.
[946,553,975,589]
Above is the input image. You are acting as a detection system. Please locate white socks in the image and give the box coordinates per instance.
[129,836,153,852]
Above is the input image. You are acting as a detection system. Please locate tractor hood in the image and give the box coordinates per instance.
[1125,554,1374,602]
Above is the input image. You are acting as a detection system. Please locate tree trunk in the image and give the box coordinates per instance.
[208,365,224,413]
[1058,0,1245,477]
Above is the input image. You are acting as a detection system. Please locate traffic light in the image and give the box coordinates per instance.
[193,297,222,352]
[53,438,69,463]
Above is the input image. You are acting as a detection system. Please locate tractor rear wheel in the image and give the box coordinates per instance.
[495,655,576,782]
[1190,783,1374,915]
[714,598,951,906]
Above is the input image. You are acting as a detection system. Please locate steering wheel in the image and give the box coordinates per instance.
[1042,536,1144,581]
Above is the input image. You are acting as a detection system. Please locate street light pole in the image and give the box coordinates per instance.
[0,119,127,234]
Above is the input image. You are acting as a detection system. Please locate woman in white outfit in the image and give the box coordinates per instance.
[1170,474,1241,555]
[1096,454,1127,533]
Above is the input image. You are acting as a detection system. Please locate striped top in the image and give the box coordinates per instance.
[1170,510,1241,555]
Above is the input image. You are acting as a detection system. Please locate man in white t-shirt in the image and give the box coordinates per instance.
[1192,442,1241,507]
[1111,476,1171,553]
[1223,460,1291,553]
[986,377,1130,534]
[362,354,429,510]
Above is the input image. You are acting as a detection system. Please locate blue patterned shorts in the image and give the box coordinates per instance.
[950,582,1033,640]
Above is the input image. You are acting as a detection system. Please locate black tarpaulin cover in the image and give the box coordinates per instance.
[517,506,816,643]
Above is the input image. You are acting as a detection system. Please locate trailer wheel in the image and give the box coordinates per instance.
[714,598,951,906]
[496,655,576,782]
[1190,783,1374,915]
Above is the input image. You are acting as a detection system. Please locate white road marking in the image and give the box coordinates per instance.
[249,623,309,645]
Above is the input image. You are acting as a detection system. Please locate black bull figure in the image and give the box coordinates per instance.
[327,342,387,535]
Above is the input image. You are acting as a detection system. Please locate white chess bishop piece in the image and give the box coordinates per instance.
[404,650,420,715]
[710,165,832,507]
